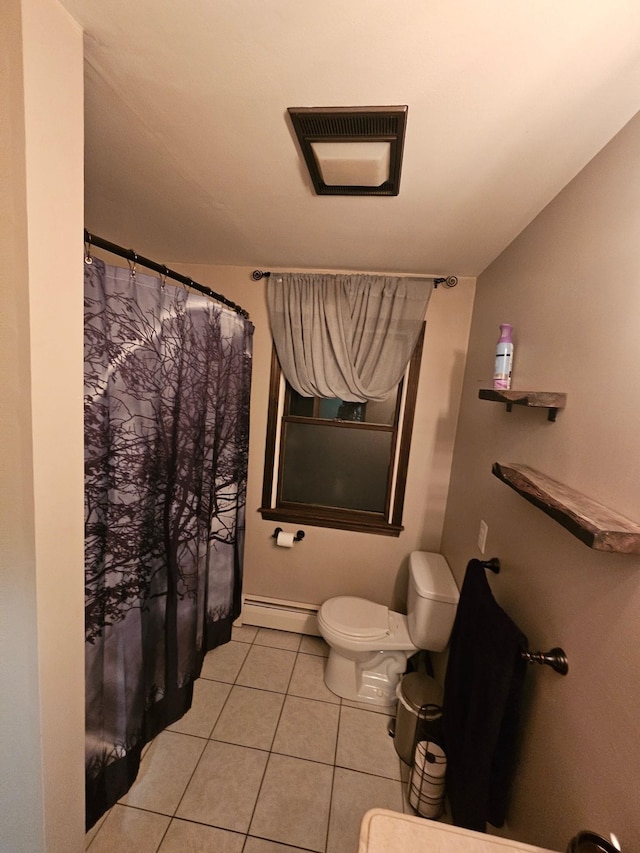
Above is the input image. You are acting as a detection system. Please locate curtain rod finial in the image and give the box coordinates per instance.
[433,275,458,289]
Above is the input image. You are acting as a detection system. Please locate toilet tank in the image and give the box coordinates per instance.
[407,552,460,652]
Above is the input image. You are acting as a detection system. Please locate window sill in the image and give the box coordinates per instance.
[259,506,404,537]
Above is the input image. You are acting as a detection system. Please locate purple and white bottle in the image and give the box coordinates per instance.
[493,324,514,390]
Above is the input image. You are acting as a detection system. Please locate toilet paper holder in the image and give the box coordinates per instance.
[273,527,305,543]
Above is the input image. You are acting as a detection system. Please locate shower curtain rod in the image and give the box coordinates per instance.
[84,230,250,318]
[251,269,459,288]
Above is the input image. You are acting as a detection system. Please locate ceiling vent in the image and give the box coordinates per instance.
[287,106,408,196]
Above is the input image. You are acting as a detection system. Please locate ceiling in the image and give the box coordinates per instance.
[60,0,640,277]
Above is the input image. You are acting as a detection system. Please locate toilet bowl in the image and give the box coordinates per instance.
[318,597,418,706]
[317,552,459,708]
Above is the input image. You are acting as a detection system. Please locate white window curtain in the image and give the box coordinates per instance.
[266,272,432,402]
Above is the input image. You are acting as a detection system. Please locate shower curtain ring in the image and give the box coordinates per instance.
[128,252,137,279]
[84,233,94,265]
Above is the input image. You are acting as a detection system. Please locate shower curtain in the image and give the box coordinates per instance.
[84,259,253,828]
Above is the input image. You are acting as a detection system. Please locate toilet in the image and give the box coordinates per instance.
[317,551,460,707]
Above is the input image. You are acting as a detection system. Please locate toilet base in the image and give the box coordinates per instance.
[324,647,409,708]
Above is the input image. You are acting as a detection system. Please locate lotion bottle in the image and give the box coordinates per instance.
[493,323,514,390]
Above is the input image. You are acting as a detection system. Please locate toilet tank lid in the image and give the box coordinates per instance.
[409,552,460,604]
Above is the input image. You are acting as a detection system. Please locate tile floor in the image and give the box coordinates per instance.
[85,625,423,852]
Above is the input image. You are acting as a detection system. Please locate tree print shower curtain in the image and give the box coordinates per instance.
[84,259,253,828]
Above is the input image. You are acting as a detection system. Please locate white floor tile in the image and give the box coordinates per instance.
[255,627,302,651]
[326,768,404,853]
[231,624,259,643]
[200,640,251,683]
[244,838,319,853]
[119,730,206,815]
[87,805,170,852]
[158,817,244,851]
[176,740,268,833]
[236,644,297,693]
[250,754,333,852]
[211,685,285,749]
[85,810,108,847]
[299,635,329,657]
[336,706,403,780]
[272,695,339,764]
[288,652,340,703]
[168,678,231,738]
[341,696,397,715]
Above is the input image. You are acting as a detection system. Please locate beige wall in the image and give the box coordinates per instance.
[175,264,476,611]
[441,112,640,850]
[0,0,85,850]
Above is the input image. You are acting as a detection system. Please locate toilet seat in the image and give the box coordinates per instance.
[320,596,390,640]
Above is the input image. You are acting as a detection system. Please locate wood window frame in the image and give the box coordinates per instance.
[259,324,425,536]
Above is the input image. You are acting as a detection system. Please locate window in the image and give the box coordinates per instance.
[259,325,425,535]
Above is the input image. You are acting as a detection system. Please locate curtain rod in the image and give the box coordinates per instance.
[250,270,459,288]
[84,230,250,319]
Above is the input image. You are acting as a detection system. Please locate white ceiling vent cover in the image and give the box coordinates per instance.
[288,106,407,196]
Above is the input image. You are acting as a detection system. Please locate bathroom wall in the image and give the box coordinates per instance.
[441,111,640,850]
[174,264,476,611]
[0,1,85,850]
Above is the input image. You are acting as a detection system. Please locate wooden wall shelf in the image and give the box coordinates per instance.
[492,462,640,554]
[479,389,567,421]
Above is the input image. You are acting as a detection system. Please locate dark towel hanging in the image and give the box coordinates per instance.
[442,559,528,832]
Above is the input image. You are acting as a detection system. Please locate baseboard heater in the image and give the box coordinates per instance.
[239,595,321,636]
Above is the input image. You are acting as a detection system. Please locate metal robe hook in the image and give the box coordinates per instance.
[480,557,500,573]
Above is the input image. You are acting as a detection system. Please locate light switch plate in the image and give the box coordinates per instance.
[477,520,488,554]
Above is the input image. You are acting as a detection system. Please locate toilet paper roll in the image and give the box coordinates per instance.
[409,740,447,818]
[276,531,295,548]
